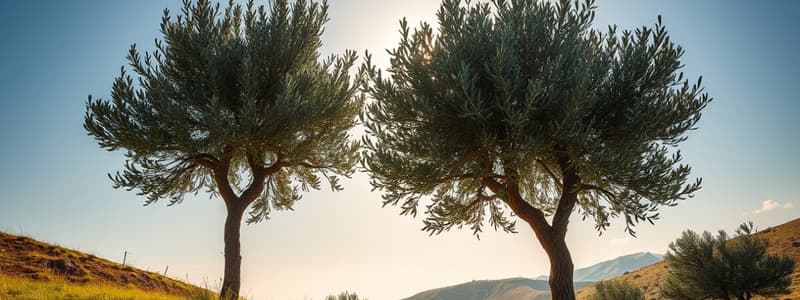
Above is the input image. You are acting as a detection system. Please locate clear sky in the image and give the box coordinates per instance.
[0,1,798,299]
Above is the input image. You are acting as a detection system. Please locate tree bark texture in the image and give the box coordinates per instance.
[220,204,245,300]
[544,235,575,300]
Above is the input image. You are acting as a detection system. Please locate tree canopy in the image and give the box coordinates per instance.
[362,0,708,237]
[661,222,795,300]
[85,0,362,223]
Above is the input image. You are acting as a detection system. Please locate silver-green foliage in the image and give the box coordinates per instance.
[84,0,363,223]
[660,222,795,300]
[589,280,644,300]
[361,0,710,237]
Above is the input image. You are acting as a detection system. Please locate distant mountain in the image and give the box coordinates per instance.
[576,252,662,282]
[536,252,663,282]
[404,252,661,300]
[402,278,594,300]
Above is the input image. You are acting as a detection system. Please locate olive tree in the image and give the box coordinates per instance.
[84,0,362,298]
[361,0,709,298]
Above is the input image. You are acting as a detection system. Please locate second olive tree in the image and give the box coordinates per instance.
[361,0,709,298]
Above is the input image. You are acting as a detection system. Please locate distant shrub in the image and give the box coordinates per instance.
[588,280,644,300]
[660,222,795,300]
[325,291,365,300]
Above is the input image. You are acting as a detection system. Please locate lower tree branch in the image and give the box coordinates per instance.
[482,177,552,235]
[214,147,238,208]
[239,153,272,207]
[552,149,579,236]
[188,153,219,169]
[579,183,615,200]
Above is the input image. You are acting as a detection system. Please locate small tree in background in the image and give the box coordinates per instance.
[325,291,366,300]
[84,0,363,298]
[661,222,795,300]
[361,0,709,298]
[589,280,644,300]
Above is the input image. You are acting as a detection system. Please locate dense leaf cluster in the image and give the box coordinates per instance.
[362,0,710,236]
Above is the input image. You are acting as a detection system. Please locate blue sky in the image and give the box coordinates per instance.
[0,1,798,299]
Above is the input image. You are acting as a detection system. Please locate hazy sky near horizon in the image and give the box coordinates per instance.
[1,1,798,299]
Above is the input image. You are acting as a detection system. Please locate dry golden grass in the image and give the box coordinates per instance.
[0,274,201,300]
[576,218,800,300]
[0,231,213,299]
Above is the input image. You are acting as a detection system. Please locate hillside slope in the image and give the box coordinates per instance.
[0,231,210,298]
[403,278,595,300]
[405,251,662,300]
[576,218,800,299]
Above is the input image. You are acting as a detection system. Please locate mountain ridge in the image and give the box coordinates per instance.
[534,251,663,282]
[403,251,662,300]
[402,277,595,300]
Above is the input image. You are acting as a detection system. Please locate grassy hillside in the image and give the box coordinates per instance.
[0,231,214,299]
[576,218,800,300]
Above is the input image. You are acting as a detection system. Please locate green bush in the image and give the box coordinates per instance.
[589,280,644,300]
[325,291,365,300]
[660,222,795,300]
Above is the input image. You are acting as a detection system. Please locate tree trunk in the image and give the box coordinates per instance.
[720,290,731,300]
[211,151,269,300]
[220,204,245,300]
[543,234,575,300]
[486,175,578,300]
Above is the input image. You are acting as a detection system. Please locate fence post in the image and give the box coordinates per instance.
[122,251,128,266]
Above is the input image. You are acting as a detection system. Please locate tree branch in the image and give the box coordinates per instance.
[240,153,273,207]
[214,146,239,209]
[482,176,551,233]
[579,183,615,200]
[552,149,579,236]
[264,152,285,174]
[188,153,218,169]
